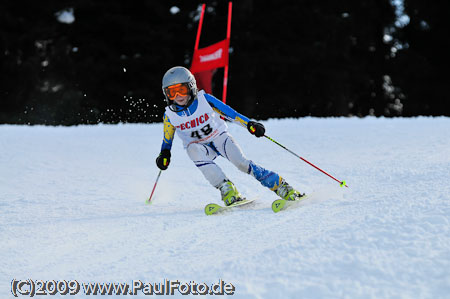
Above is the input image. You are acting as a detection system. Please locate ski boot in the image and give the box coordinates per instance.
[275,179,304,201]
[217,180,244,206]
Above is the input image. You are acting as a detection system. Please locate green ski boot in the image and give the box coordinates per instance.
[218,180,244,206]
[275,179,304,201]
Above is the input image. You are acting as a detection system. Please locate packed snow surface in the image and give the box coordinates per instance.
[1,117,449,298]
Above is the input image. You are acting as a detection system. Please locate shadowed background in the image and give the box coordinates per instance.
[1,0,449,125]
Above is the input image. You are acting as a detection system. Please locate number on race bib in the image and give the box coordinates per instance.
[191,130,201,139]
[201,124,213,135]
[191,124,212,140]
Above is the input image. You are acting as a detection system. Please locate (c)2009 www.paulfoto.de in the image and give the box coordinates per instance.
[11,279,236,296]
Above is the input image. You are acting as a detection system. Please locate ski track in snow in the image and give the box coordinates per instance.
[1,117,450,298]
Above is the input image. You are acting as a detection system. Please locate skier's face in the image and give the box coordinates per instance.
[165,83,190,105]
[173,94,190,106]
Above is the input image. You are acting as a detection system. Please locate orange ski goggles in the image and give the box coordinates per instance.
[164,83,190,100]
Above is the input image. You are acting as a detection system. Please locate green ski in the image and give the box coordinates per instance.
[205,198,256,215]
[272,195,308,213]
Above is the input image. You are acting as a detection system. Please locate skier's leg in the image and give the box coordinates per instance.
[247,160,304,200]
[214,132,304,200]
[186,142,225,188]
[213,132,282,190]
[213,132,251,173]
[187,142,243,205]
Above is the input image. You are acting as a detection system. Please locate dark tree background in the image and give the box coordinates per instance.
[0,0,448,125]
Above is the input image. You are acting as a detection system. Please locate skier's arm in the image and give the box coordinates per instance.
[161,113,175,151]
[156,113,175,170]
[204,93,249,128]
[204,93,265,137]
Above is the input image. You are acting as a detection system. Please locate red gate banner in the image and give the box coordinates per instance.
[192,70,215,94]
[190,39,229,74]
[190,2,232,103]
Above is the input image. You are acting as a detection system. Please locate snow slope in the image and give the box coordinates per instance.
[1,117,450,298]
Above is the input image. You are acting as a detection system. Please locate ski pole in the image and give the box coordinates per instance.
[146,170,162,204]
[264,135,348,188]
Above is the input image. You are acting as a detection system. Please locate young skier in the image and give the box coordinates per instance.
[156,66,303,206]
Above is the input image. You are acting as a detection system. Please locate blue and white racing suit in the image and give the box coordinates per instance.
[161,90,283,190]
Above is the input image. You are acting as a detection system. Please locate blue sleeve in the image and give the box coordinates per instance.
[204,93,250,128]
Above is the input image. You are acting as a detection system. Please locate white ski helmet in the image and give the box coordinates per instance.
[162,66,198,111]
